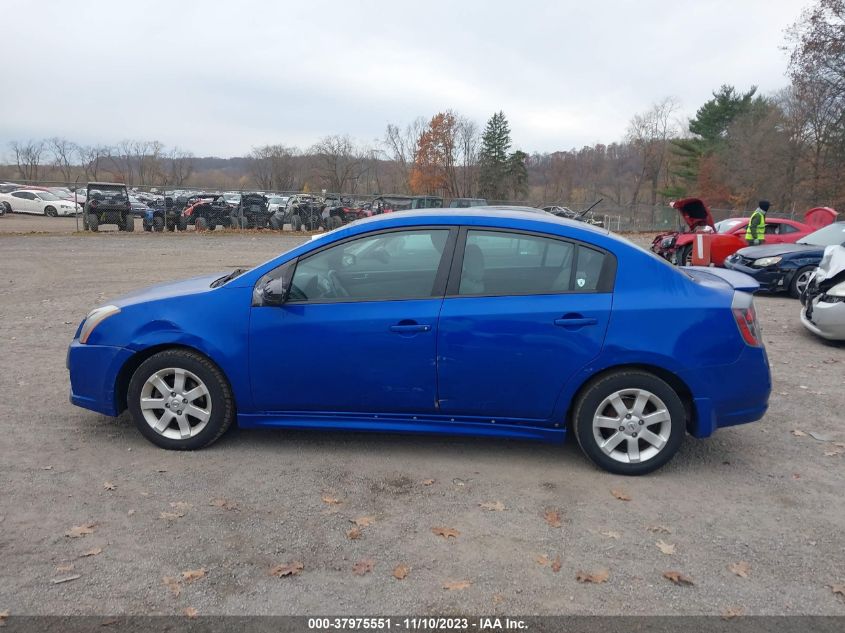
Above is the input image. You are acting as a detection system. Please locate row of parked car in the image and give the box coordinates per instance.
[648,197,845,341]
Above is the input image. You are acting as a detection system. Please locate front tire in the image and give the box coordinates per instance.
[87,213,99,232]
[45,206,58,217]
[789,266,815,299]
[153,216,165,232]
[572,370,686,475]
[127,350,235,450]
[291,214,302,231]
[124,214,135,232]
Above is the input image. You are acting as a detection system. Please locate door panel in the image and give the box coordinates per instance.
[437,293,611,420]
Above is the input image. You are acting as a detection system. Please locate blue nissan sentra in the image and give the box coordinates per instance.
[68,208,771,475]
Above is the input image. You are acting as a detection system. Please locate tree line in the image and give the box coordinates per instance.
[3,1,843,211]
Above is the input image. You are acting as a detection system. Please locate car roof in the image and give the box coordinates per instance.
[349,206,609,235]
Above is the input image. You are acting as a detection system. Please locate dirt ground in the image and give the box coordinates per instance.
[0,215,843,617]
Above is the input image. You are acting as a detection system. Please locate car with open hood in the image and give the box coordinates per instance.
[67,207,771,476]
[724,222,845,297]
[800,245,845,341]
[651,198,715,263]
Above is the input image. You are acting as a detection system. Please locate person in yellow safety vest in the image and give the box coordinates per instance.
[745,200,769,245]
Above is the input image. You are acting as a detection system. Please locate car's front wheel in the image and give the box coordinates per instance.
[127,349,235,450]
[790,266,815,299]
[572,370,686,475]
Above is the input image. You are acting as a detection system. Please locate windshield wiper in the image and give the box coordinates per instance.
[211,268,247,288]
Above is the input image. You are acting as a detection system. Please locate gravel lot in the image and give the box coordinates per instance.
[0,216,843,617]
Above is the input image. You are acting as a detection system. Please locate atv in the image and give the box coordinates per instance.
[231,193,272,229]
[83,182,134,232]
[271,194,324,231]
[182,195,233,231]
[142,196,185,232]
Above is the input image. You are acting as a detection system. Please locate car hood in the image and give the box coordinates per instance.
[736,243,824,259]
[672,197,714,230]
[111,273,225,308]
[814,245,845,284]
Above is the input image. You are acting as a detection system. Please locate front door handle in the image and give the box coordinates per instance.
[554,316,597,327]
[389,322,431,333]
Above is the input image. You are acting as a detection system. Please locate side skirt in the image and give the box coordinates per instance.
[237,412,566,443]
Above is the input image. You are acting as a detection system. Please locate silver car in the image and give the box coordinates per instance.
[800,245,845,341]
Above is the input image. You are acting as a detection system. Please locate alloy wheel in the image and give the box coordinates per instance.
[139,368,212,440]
[795,270,813,296]
[591,388,672,464]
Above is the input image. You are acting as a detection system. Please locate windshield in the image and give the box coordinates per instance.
[269,197,284,204]
[223,194,241,203]
[798,223,845,246]
[716,219,744,233]
[36,191,60,201]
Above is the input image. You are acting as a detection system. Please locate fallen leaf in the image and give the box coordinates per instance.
[163,576,181,596]
[346,527,362,540]
[80,548,103,558]
[647,525,672,534]
[443,579,472,590]
[611,489,631,501]
[56,564,74,573]
[576,569,609,584]
[352,559,374,575]
[663,570,694,586]
[479,501,506,512]
[169,502,192,510]
[421,479,435,486]
[792,473,801,480]
[127,510,135,517]
[65,523,96,538]
[551,556,562,573]
[809,432,830,442]
[184,608,198,619]
[830,584,845,598]
[321,494,342,505]
[181,568,207,583]
[393,564,410,580]
[431,526,460,539]
[722,607,745,619]
[103,482,116,491]
[51,574,81,584]
[600,530,621,539]
[209,498,238,511]
[728,561,751,578]
[269,561,304,577]
[656,540,676,555]
[791,429,807,437]
[534,555,550,566]
[543,510,562,528]
[159,511,184,520]
[351,516,375,527]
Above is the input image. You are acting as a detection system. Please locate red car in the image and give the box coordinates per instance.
[652,198,838,266]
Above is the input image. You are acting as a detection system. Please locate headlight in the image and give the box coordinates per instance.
[661,236,675,248]
[753,256,782,267]
[79,305,120,344]
[827,280,845,298]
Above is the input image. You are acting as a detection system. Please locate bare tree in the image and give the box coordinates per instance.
[309,135,368,193]
[9,139,46,181]
[247,145,298,191]
[76,144,111,182]
[626,97,680,207]
[166,148,195,187]
[48,137,78,182]
[382,118,426,191]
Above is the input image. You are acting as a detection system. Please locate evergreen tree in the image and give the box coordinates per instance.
[506,150,529,199]
[478,111,512,200]
[663,85,760,198]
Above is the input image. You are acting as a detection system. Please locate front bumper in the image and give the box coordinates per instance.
[724,259,793,293]
[801,301,845,341]
[67,340,134,417]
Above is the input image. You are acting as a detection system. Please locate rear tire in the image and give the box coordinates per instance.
[124,214,135,232]
[572,370,686,476]
[127,349,235,451]
[153,216,165,232]
[291,214,302,231]
[2,202,11,215]
[195,216,208,231]
[87,213,99,232]
[789,266,815,299]
[330,215,342,229]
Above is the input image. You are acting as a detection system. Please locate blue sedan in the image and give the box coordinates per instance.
[67,208,771,475]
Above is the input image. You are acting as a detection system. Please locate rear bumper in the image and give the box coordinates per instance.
[680,345,771,438]
[67,341,133,417]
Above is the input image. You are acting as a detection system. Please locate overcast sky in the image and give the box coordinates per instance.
[1,0,807,158]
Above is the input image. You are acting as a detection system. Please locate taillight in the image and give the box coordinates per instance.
[732,303,761,346]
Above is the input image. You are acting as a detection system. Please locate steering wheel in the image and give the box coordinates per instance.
[315,270,349,298]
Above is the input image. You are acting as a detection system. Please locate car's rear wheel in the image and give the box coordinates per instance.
[127,349,235,450]
[2,202,11,215]
[790,266,815,299]
[572,370,686,475]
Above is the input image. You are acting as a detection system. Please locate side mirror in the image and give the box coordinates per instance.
[261,278,288,306]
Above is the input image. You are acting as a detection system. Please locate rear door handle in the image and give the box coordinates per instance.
[554,317,597,327]
[390,323,431,333]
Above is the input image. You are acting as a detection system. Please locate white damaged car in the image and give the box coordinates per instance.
[800,245,845,341]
